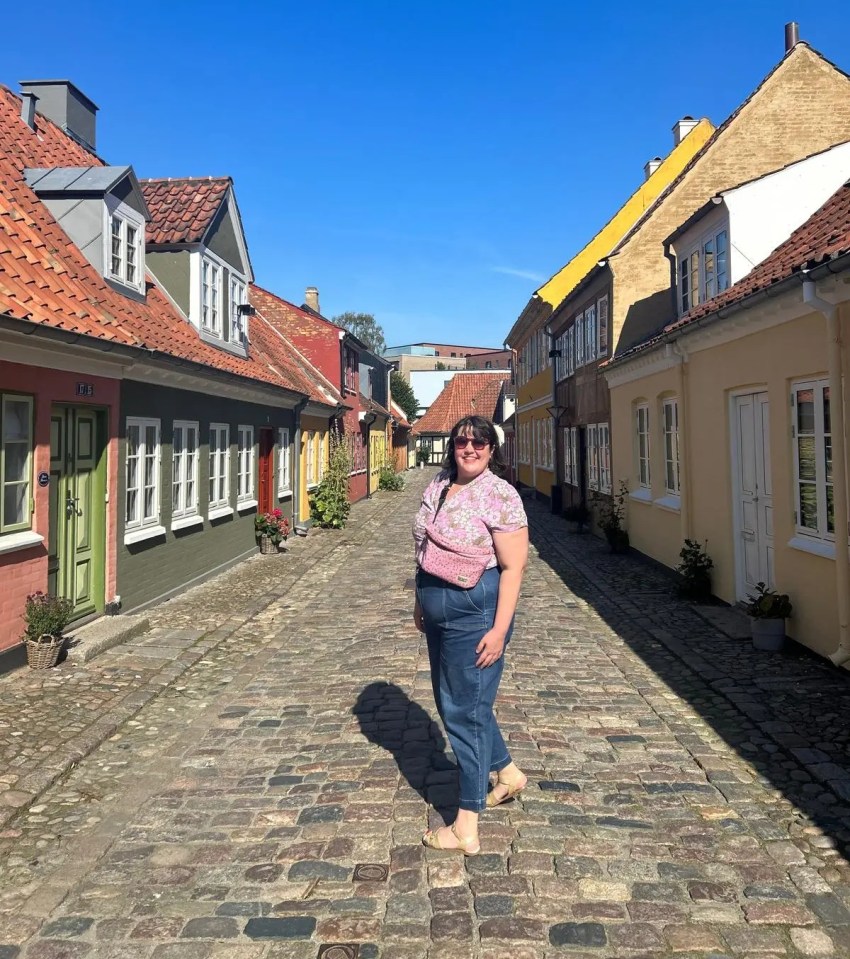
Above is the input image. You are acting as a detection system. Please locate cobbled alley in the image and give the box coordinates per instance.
[1,468,850,958]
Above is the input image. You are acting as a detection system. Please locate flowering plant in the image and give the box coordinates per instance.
[255,509,290,545]
[23,591,73,641]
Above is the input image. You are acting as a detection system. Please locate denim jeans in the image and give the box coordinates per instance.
[416,566,514,812]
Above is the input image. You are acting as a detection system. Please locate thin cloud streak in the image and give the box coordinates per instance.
[489,266,545,282]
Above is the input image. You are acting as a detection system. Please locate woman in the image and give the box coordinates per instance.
[413,415,529,855]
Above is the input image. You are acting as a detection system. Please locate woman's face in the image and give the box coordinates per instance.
[453,428,492,482]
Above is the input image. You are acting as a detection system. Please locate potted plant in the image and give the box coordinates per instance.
[416,447,430,469]
[745,583,792,651]
[676,539,714,602]
[22,592,74,669]
[563,502,589,533]
[594,481,630,553]
[254,509,290,554]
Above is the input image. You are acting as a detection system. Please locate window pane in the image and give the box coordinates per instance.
[716,231,728,291]
[825,437,832,484]
[3,399,30,441]
[126,489,137,525]
[4,443,28,484]
[797,436,816,481]
[796,390,815,433]
[4,483,26,525]
[126,225,137,283]
[111,217,122,275]
[827,485,835,534]
[144,486,154,519]
[799,481,818,529]
[823,387,831,435]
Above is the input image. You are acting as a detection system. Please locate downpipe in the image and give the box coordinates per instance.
[802,281,850,667]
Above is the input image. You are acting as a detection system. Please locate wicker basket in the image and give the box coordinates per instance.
[25,634,64,670]
[258,535,278,555]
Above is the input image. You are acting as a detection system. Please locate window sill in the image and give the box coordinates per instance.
[654,494,681,513]
[788,535,836,560]
[237,499,258,513]
[0,530,44,555]
[307,483,319,491]
[172,514,203,532]
[278,489,293,499]
[124,524,166,545]
[208,505,234,521]
[199,329,249,359]
[629,488,653,504]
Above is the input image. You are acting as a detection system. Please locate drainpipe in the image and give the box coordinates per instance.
[802,281,850,666]
[292,396,309,534]
[669,341,691,540]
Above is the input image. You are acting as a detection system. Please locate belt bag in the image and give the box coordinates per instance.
[420,524,493,588]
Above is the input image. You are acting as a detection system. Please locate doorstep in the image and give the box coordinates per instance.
[64,614,151,664]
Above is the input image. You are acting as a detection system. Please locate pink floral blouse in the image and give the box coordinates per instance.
[413,469,528,570]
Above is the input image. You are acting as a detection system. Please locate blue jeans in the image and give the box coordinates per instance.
[416,566,514,812]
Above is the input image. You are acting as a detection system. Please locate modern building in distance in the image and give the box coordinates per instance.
[385,343,510,382]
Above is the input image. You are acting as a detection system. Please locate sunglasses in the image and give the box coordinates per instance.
[453,437,489,450]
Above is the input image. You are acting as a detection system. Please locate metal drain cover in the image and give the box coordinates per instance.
[353,863,389,882]
[318,946,358,959]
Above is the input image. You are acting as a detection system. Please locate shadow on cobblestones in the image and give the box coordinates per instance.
[526,493,850,864]
[354,681,459,823]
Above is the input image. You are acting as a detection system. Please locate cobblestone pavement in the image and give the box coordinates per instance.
[0,469,849,957]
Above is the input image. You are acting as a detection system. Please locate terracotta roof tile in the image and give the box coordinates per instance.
[413,373,509,435]
[611,180,850,363]
[0,86,318,397]
[141,176,230,245]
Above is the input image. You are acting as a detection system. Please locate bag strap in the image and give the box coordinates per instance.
[433,482,451,520]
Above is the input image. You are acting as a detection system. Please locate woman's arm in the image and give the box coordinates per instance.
[475,527,529,667]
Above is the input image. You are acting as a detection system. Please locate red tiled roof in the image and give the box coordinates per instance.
[140,177,230,245]
[0,86,315,396]
[611,180,850,364]
[413,373,509,435]
[360,394,391,418]
[390,399,411,429]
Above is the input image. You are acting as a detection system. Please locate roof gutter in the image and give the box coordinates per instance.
[0,312,309,408]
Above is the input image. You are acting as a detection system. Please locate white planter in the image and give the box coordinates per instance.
[751,617,786,652]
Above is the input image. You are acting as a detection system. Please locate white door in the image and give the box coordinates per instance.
[733,392,774,599]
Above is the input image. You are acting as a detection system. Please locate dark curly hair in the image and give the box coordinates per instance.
[441,416,507,480]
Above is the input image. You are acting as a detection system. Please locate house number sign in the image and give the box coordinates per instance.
[76,382,94,397]
[38,472,50,488]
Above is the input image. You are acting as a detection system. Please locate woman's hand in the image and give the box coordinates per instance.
[476,628,505,668]
[414,597,425,633]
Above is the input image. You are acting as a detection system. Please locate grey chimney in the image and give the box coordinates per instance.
[644,156,663,180]
[305,287,320,314]
[785,21,800,52]
[20,91,38,130]
[18,80,98,151]
[672,116,699,147]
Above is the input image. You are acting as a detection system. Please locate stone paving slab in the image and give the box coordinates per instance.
[0,471,848,957]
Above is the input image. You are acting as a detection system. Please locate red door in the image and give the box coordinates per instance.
[259,428,275,514]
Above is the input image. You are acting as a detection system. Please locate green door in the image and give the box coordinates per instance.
[49,407,106,620]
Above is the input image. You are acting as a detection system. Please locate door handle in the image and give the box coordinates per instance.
[66,494,82,517]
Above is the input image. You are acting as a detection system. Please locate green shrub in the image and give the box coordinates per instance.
[23,592,74,639]
[310,431,352,529]
[379,463,405,491]
[676,539,713,601]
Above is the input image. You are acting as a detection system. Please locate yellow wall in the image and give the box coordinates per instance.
[299,416,328,521]
[609,304,849,659]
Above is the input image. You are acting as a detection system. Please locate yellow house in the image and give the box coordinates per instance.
[299,420,329,522]
[506,118,713,501]
[605,180,850,666]
[550,37,850,527]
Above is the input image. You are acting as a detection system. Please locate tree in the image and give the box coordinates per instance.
[333,312,387,355]
[391,370,419,422]
[434,361,447,371]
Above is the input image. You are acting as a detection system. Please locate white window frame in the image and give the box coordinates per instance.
[172,420,200,526]
[792,379,835,542]
[584,305,597,363]
[1,393,34,535]
[229,276,248,345]
[636,405,651,489]
[678,226,729,315]
[209,423,231,515]
[575,313,585,367]
[125,417,162,538]
[563,426,579,487]
[597,294,609,357]
[202,256,223,336]
[278,427,292,496]
[237,425,255,505]
[597,423,611,494]
[104,197,145,294]
[306,430,317,488]
[662,399,681,495]
[587,424,600,492]
[567,325,575,375]
[318,431,327,481]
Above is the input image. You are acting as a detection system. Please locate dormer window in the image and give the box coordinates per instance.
[678,227,729,314]
[230,277,247,346]
[201,257,222,335]
[109,213,142,290]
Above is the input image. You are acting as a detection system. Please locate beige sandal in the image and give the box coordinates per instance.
[422,823,480,856]
[486,771,527,808]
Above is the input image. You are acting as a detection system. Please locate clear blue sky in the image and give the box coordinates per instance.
[5,2,850,348]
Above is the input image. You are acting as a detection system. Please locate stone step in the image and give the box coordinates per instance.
[64,613,151,663]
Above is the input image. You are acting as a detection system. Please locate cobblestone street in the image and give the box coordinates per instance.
[1,468,850,958]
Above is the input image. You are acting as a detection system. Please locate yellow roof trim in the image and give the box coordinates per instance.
[535,119,715,308]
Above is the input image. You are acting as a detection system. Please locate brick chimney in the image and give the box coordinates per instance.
[19,80,98,151]
[305,287,320,314]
